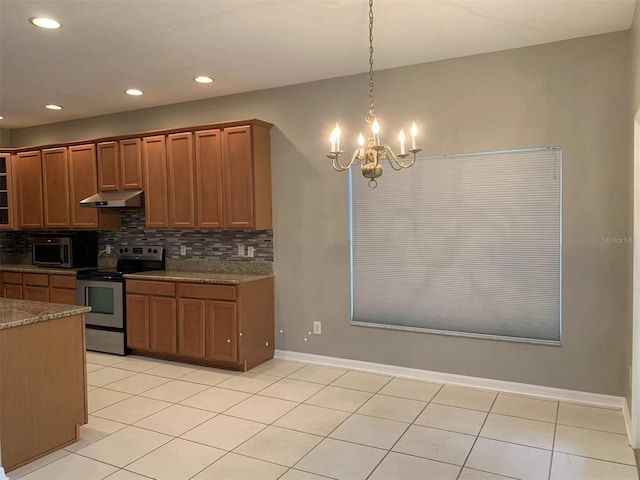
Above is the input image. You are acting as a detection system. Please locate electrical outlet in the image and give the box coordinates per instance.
[313,321,322,335]
[247,246,255,258]
[237,244,245,257]
[180,245,187,256]
[105,245,111,254]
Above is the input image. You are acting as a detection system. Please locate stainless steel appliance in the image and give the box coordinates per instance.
[77,245,165,355]
[32,232,98,268]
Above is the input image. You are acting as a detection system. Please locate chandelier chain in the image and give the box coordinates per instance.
[368,0,375,118]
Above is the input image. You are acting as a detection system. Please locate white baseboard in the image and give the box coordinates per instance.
[275,349,628,412]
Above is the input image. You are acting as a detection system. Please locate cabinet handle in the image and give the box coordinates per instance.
[227,339,231,343]
[239,332,243,337]
[265,341,269,346]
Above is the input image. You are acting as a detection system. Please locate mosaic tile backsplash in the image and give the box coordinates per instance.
[0,210,273,267]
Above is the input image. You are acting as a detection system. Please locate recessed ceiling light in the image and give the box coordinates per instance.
[29,17,61,29]
[126,89,143,96]
[45,104,63,110]
[194,76,214,84]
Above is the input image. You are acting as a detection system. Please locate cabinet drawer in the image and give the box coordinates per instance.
[127,279,175,296]
[1,272,22,285]
[23,273,49,287]
[50,274,77,289]
[179,282,236,301]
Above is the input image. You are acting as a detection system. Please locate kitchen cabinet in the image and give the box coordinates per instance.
[142,136,169,229]
[97,139,143,191]
[167,132,195,228]
[0,154,16,229]
[68,144,99,229]
[194,130,223,229]
[126,280,176,354]
[222,125,272,230]
[1,272,77,305]
[15,151,44,229]
[126,277,274,371]
[42,147,71,228]
[126,294,150,350]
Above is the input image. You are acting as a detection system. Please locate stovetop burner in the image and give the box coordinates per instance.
[78,245,165,281]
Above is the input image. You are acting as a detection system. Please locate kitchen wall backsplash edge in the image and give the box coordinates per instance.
[0,210,273,274]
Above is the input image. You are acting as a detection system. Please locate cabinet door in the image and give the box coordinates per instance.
[120,138,143,189]
[68,144,99,229]
[0,154,15,229]
[222,126,254,229]
[16,151,44,229]
[42,147,70,228]
[178,298,206,358]
[206,301,237,362]
[142,136,169,229]
[167,132,195,228]
[126,293,150,350]
[2,284,22,299]
[50,288,77,305]
[195,130,223,229]
[23,286,50,302]
[150,296,177,354]
[96,142,120,191]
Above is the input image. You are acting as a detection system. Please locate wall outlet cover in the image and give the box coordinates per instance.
[237,244,245,257]
[313,321,322,335]
[180,245,187,256]
[247,246,255,257]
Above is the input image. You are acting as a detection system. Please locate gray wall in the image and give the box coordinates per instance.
[0,129,10,147]
[626,2,640,410]
[10,32,631,395]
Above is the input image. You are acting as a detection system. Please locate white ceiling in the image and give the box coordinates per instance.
[0,0,636,129]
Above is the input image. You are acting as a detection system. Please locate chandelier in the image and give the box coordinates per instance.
[327,0,421,188]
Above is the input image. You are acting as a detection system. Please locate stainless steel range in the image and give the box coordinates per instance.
[77,246,165,355]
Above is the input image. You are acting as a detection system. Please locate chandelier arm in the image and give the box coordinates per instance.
[331,148,363,171]
[382,145,417,170]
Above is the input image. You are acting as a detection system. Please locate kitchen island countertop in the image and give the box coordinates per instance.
[0,298,91,330]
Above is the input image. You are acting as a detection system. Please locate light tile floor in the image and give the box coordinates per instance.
[8,353,639,480]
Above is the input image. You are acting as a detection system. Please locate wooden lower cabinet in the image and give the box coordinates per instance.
[206,301,237,362]
[150,296,177,354]
[178,299,206,358]
[23,286,50,302]
[2,284,22,299]
[126,294,150,350]
[1,272,77,304]
[126,278,273,371]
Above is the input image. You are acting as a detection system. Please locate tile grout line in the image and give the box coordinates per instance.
[547,401,560,480]
[456,391,499,479]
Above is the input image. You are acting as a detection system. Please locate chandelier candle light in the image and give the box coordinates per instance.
[327,0,421,188]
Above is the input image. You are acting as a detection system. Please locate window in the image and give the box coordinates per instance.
[350,147,561,344]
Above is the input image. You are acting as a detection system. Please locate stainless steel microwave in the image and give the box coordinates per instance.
[32,233,99,268]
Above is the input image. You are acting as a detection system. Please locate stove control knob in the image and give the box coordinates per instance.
[153,249,158,254]
[147,248,152,253]
[124,248,128,252]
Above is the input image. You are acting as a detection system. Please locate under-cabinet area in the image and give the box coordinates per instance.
[125,275,274,371]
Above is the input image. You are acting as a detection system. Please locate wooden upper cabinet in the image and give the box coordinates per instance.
[221,125,272,230]
[222,126,253,229]
[97,139,142,191]
[16,150,44,229]
[167,132,195,228]
[195,130,223,229]
[142,135,169,229]
[68,144,99,229]
[120,139,143,189]
[42,147,70,228]
[96,141,120,191]
[0,154,16,230]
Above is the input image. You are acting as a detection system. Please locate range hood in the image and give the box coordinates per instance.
[80,189,144,208]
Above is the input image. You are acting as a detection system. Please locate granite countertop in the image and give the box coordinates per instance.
[0,298,91,330]
[0,264,93,275]
[124,270,274,285]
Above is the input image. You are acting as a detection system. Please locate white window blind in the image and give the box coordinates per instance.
[350,147,561,343]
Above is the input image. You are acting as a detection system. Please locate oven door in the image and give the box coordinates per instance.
[77,279,124,328]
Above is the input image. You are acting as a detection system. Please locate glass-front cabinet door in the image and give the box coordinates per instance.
[0,154,14,229]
